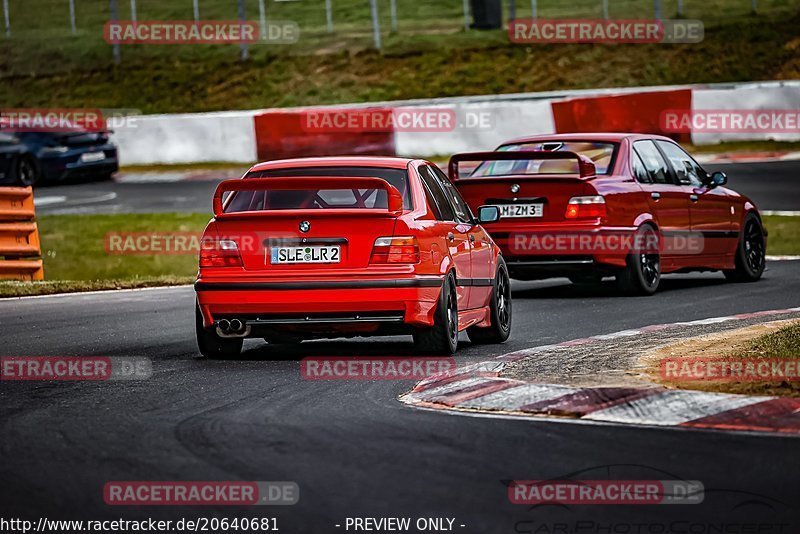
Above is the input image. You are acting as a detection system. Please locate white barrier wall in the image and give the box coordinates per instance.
[110,110,259,166]
[691,82,800,145]
[394,100,556,156]
[106,81,799,165]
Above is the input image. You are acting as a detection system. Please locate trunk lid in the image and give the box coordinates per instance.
[208,176,402,273]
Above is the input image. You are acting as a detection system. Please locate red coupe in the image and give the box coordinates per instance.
[194,156,511,358]
[450,133,767,295]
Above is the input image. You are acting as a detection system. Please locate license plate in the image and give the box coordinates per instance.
[80,151,106,163]
[270,246,341,265]
[495,203,543,219]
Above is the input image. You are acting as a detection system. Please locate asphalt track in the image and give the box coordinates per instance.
[2,261,800,531]
[32,159,800,214]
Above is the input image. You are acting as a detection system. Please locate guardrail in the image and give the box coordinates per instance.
[0,187,44,281]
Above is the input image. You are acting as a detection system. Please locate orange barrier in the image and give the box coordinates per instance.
[551,89,693,142]
[253,108,396,161]
[0,187,44,281]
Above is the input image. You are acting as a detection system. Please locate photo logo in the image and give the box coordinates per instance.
[103,481,298,506]
[301,357,456,380]
[661,109,800,134]
[509,480,704,505]
[0,108,140,133]
[103,21,299,45]
[1,357,151,381]
[105,232,203,256]
[301,107,494,133]
[510,19,704,44]
[510,231,704,256]
[661,357,800,382]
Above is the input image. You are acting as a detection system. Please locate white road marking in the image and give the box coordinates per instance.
[33,195,68,207]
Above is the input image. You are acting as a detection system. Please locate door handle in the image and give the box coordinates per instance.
[469,234,475,243]
[690,194,699,202]
[651,192,661,200]
[447,232,455,242]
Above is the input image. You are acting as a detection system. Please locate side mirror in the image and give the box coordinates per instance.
[709,171,727,187]
[477,205,500,224]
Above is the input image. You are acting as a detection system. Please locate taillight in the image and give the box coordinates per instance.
[370,236,420,264]
[199,239,242,268]
[565,196,606,219]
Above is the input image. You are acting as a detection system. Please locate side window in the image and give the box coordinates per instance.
[633,140,672,185]
[418,166,454,221]
[631,152,651,184]
[420,176,443,220]
[656,140,706,187]
[430,165,474,224]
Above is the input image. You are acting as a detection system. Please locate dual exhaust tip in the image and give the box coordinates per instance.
[217,318,248,337]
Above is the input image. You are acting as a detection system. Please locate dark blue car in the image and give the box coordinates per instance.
[0,130,119,186]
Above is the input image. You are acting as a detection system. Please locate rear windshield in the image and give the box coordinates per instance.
[468,141,618,177]
[227,166,412,213]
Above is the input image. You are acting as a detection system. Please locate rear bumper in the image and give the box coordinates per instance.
[195,277,444,330]
[40,147,119,181]
[490,223,638,278]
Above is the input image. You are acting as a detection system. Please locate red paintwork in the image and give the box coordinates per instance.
[195,156,502,339]
[451,133,764,279]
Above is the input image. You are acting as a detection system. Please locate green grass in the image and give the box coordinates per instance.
[723,320,800,396]
[763,215,800,256]
[38,212,209,280]
[0,1,798,113]
[0,213,209,296]
[0,277,195,297]
[737,321,800,359]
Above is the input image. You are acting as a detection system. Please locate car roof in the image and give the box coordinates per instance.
[249,156,414,173]
[500,132,677,145]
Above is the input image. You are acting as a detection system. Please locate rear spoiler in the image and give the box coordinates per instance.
[212,176,404,218]
[447,151,597,182]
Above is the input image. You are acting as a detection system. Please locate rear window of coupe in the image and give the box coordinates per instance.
[225,166,412,213]
[468,141,618,178]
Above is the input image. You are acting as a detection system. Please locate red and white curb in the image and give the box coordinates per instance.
[401,307,800,435]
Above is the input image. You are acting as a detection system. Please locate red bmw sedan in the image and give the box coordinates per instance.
[194,157,511,358]
[450,133,767,295]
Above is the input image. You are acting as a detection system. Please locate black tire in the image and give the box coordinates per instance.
[413,273,458,355]
[467,258,512,344]
[616,225,661,296]
[17,156,40,187]
[196,305,242,359]
[724,213,766,283]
